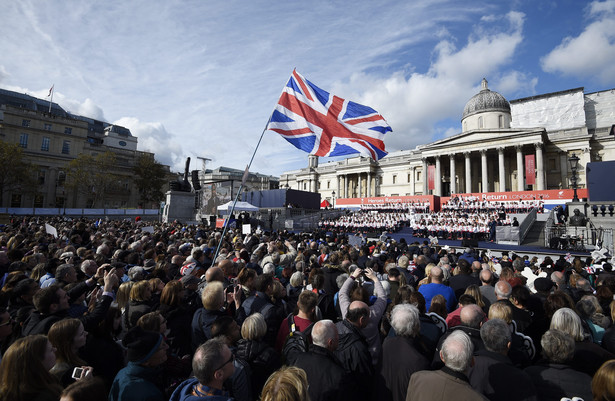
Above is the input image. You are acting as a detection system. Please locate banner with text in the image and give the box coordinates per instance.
[428,165,435,191]
[525,155,536,185]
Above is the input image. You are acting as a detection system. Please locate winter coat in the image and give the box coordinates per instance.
[524,362,593,401]
[293,344,355,401]
[109,362,165,401]
[235,339,280,396]
[169,378,233,401]
[380,336,430,401]
[191,308,226,351]
[335,319,374,396]
[406,367,488,401]
[468,349,537,401]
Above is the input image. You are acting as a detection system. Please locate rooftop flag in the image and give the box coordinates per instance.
[267,70,391,160]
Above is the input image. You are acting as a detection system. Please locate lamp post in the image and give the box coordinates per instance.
[569,153,580,202]
[331,191,336,209]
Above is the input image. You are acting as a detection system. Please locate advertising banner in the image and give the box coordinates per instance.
[428,165,435,190]
[525,155,535,185]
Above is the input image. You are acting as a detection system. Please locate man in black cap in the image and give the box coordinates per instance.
[109,326,169,401]
[533,277,553,306]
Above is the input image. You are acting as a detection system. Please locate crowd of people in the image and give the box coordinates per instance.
[0,215,614,401]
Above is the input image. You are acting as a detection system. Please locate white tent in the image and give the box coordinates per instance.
[217,201,259,213]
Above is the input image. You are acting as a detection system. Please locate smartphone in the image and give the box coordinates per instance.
[72,367,84,379]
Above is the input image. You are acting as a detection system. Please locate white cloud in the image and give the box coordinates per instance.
[113,117,184,169]
[0,65,8,82]
[541,1,615,84]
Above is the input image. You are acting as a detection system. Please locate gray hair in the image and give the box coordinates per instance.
[390,304,420,338]
[495,281,512,299]
[290,271,305,288]
[193,337,227,385]
[55,264,74,280]
[263,263,275,275]
[550,307,585,342]
[541,329,575,363]
[480,318,511,353]
[336,273,349,289]
[441,330,474,372]
[311,320,337,348]
[80,259,97,274]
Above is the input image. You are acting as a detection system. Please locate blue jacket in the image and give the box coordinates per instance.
[109,362,164,401]
[169,378,234,401]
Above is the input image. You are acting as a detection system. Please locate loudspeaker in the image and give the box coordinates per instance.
[461,238,478,248]
[191,170,201,191]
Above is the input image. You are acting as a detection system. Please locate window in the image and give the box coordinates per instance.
[38,170,46,185]
[64,127,72,135]
[10,194,21,207]
[19,133,28,148]
[62,140,70,154]
[327,181,330,189]
[41,137,50,151]
[478,116,484,129]
[417,171,422,181]
[498,115,503,128]
[44,123,52,131]
[22,119,30,127]
[33,194,44,208]
[408,174,411,183]
[57,170,66,186]
[392,175,397,184]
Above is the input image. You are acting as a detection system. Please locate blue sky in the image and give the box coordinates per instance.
[1,0,614,176]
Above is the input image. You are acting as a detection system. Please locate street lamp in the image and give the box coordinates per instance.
[569,153,580,202]
[331,191,336,209]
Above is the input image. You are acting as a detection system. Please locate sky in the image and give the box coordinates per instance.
[1,0,614,177]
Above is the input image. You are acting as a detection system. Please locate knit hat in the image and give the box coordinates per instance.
[534,277,553,292]
[123,326,163,364]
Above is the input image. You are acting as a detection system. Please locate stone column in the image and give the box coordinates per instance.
[481,149,488,193]
[516,146,524,191]
[409,167,415,196]
[435,156,442,196]
[498,147,506,192]
[358,173,363,197]
[422,158,428,195]
[449,154,456,194]
[535,143,545,190]
[345,175,349,198]
[367,172,371,197]
[465,152,471,194]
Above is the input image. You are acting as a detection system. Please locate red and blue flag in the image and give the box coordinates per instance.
[267,70,391,160]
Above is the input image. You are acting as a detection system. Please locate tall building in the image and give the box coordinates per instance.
[0,88,169,209]
[281,80,615,204]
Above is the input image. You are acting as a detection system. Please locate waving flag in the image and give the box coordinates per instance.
[267,70,391,160]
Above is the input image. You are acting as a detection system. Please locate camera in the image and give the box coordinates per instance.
[72,367,84,379]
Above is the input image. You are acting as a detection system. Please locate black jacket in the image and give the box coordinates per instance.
[468,349,537,401]
[236,339,280,397]
[524,362,593,401]
[293,344,355,401]
[380,336,430,401]
[335,320,374,396]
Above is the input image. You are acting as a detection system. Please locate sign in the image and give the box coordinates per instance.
[525,155,535,185]
[216,218,225,228]
[440,188,588,203]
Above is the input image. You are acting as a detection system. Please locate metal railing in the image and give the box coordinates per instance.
[545,225,613,254]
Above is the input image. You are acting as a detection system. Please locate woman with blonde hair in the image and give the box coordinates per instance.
[464,284,489,313]
[416,263,435,289]
[592,359,615,401]
[261,366,310,401]
[125,279,155,329]
[0,334,63,401]
[48,318,93,387]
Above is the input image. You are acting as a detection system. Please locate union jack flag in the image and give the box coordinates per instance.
[267,70,391,160]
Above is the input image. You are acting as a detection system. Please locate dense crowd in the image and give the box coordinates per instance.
[0,215,614,401]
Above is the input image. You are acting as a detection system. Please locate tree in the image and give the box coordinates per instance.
[65,151,121,207]
[133,154,167,208]
[0,141,37,206]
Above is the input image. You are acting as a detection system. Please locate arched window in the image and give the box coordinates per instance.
[498,115,503,128]
[478,116,483,129]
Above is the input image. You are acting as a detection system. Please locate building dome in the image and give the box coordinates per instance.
[462,78,510,120]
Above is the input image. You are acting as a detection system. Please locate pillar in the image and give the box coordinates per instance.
[465,152,471,194]
[435,156,442,196]
[422,158,428,195]
[498,147,506,192]
[449,154,456,194]
[535,143,545,190]
[516,146,524,191]
[481,149,488,193]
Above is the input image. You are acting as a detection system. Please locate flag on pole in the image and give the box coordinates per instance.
[267,70,391,160]
[47,85,54,97]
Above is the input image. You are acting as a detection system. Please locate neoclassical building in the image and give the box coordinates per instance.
[280,79,615,204]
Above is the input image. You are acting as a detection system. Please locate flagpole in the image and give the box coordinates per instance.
[209,113,274,275]
[48,85,54,114]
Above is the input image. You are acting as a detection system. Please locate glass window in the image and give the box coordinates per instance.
[62,140,70,154]
[64,127,72,135]
[38,170,45,185]
[57,170,66,186]
[41,137,50,151]
[44,123,52,131]
[478,116,484,129]
[19,133,28,148]
[33,194,44,208]
[393,175,397,184]
[10,194,21,207]
[22,119,30,127]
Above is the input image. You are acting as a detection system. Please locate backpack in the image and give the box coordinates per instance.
[281,313,314,365]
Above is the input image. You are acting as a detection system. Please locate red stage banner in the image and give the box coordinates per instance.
[428,165,435,190]
[525,155,536,185]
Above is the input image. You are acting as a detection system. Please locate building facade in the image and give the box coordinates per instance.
[0,88,169,209]
[280,80,615,205]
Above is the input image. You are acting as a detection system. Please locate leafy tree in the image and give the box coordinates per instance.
[0,141,37,205]
[65,151,120,207]
[133,154,167,208]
